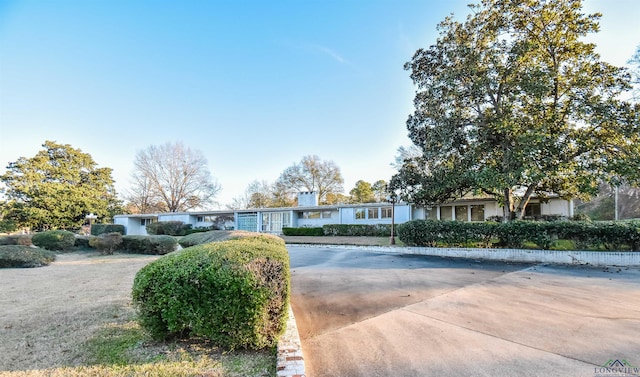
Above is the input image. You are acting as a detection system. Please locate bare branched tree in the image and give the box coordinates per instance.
[129,142,220,212]
[276,155,344,204]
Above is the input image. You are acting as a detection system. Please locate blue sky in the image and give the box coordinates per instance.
[1,0,638,208]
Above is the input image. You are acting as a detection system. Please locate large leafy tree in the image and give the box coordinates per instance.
[391,0,640,220]
[349,180,376,203]
[128,142,221,212]
[276,155,344,204]
[1,141,122,230]
[629,45,640,102]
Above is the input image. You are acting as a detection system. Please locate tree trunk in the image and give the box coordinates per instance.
[503,188,513,222]
[514,185,537,220]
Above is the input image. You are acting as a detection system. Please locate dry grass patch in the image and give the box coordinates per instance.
[0,251,274,377]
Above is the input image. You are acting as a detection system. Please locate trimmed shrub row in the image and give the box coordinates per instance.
[132,234,290,350]
[11,231,177,255]
[397,220,640,251]
[32,230,76,251]
[322,224,394,237]
[178,230,268,248]
[90,224,125,236]
[0,234,33,246]
[121,235,177,255]
[397,221,496,247]
[146,221,192,236]
[282,227,324,236]
[89,232,123,255]
[0,245,56,268]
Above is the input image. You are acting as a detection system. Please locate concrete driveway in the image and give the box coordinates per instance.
[288,246,640,377]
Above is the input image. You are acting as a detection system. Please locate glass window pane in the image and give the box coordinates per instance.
[368,208,379,219]
[355,209,365,219]
[455,205,468,221]
[471,205,485,221]
[381,207,392,218]
[426,207,437,219]
[525,203,541,217]
[440,206,452,220]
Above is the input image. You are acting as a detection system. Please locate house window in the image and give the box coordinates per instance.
[471,205,485,221]
[355,208,366,219]
[381,207,392,218]
[322,211,333,219]
[368,208,379,219]
[425,207,438,220]
[455,206,468,221]
[140,218,155,226]
[237,213,258,232]
[525,203,541,218]
[262,212,290,232]
[440,206,452,220]
[299,211,324,219]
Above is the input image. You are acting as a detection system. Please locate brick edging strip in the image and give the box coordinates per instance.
[276,305,306,377]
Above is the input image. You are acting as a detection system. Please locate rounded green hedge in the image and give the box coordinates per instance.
[131,234,290,350]
[282,227,324,236]
[397,219,640,251]
[90,224,125,236]
[121,235,177,255]
[0,245,56,268]
[31,230,76,251]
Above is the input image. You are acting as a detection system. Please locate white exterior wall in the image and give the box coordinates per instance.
[158,213,193,224]
[339,204,411,225]
[412,207,426,220]
[483,202,500,219]
[297,210,339,228]
[114,216,152,235]
[542,199,573,217]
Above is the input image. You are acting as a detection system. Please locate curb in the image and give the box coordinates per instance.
[276,306,306,377]
[285,243,640,267]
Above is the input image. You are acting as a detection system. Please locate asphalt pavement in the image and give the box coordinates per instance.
[288,246,640,377]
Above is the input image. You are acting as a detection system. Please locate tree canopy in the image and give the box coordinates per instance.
[349,179,388,203]
[127,142,221,212]
[390,0,640,220]
[228,180,294,210]
[0,141,121,230]
[350,180,376,203]
[276,155,344,204]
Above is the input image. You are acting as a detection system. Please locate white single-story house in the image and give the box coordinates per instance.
[114,192,575,236]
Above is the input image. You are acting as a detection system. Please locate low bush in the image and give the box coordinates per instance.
[0,245,56,268]
[398,219,640,251]
[146,221,192,236]
[32,230,76,251]
[91,224,126,236]
[74,235,91,248]
[397,220,498,247]
[282,227,324,236]
[90,233,124,255]
[0,234,33,246]
[323,224,393,237]
[122,235,177,255]
[132,235,290,350]
[178,230,263,248]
